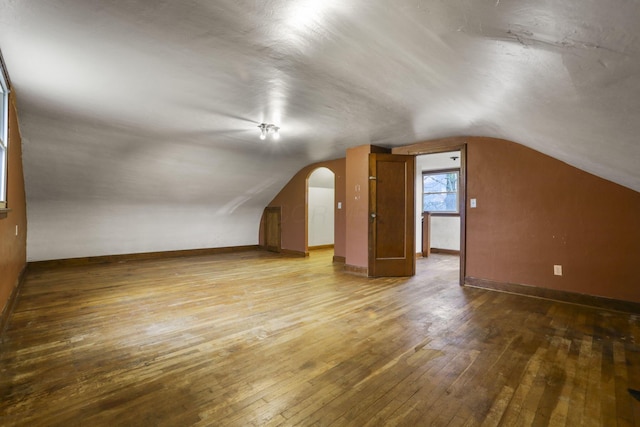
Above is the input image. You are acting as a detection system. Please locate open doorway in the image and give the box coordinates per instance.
[307,167,335,255]
[416,150,463,282]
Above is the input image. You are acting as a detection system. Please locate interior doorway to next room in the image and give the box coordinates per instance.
[307,167,335,256]
[416,150,463,281]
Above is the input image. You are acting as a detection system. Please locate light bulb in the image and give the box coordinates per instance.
[272,128,280,140]
[260,130,266,140]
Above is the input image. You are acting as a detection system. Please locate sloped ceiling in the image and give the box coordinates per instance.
[1,0,639,260]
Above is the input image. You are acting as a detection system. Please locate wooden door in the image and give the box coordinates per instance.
[368,153,415,277]
[263,207,281,253]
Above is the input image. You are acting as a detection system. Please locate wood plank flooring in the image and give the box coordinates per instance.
[1,249,639,426]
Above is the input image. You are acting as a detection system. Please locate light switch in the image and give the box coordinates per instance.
[470,198,477,208]
[337,202,342,209]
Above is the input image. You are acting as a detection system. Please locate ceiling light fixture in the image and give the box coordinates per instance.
[258,123,280,141]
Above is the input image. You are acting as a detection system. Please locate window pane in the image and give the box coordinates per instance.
[0,77,5,139]
[423,172,457,193]
[423,192,458,212]
[0,83,5,145]
[422,171,459,212]
[0,145,5,205]
[0,68,7,206]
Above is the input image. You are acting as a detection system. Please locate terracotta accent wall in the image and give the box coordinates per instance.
[345,145,373,268]
[262,158,345,257]
[0,91,27,314]
[465,137,640,302]
[269,136,640,303]
[344,145,393,269]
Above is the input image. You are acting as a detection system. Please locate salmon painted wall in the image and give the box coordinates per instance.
[0,91,27,314]
[344,145,372,268]
[272,136,640,303]
[344,145,392,269]
[262,158,345,257]
[465,137,640,302]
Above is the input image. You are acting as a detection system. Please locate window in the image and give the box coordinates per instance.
[423,169,459,214]
[0,57,8,209]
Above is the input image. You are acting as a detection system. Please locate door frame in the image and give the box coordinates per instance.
[394,142,467,285]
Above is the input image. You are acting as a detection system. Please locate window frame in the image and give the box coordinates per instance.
[0,53,9,210]
[422,168,460,216]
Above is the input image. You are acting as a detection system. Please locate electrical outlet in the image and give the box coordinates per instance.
[554,265,562,276]
[470,198,477,208]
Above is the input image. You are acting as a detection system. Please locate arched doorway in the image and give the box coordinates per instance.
[307,167,335,254]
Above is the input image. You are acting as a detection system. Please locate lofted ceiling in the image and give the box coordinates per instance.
[1,0,639,260]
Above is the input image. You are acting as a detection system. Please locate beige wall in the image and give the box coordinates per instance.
[0,90,27,315]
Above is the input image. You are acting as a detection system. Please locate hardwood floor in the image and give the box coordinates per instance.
[1,249,639,426]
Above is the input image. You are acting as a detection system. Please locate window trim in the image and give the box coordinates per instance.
[422,168,460,216]
[0,50,10,210]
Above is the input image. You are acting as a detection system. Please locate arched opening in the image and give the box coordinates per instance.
[307,167,335,255]
[414,147,466,285]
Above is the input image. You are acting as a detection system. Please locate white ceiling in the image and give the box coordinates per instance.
[1,0,639,258]
[417,151,461,172]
